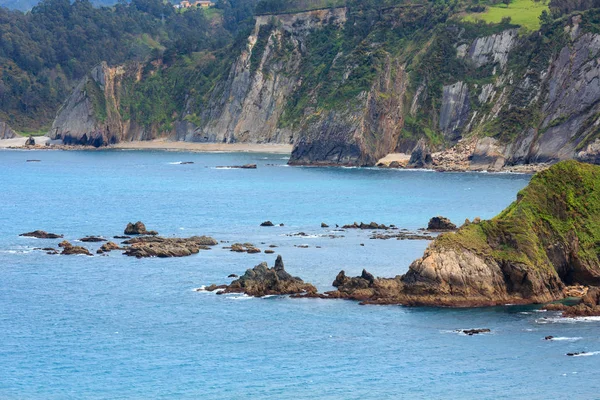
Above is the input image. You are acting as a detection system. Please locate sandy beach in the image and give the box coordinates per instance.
[111,140,293,153]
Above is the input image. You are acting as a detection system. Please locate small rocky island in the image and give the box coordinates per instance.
[206,255,317,297]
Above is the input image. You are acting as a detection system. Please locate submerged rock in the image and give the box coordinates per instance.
[217,164,257,169]
[19,230,63,239]
[122,235,217,258]
[208,255,317,297]
[426,216,456,231]
[79,236,107,242]
[457,328,491,336]
[124,221,158,235]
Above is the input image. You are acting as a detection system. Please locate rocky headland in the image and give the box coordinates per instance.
[297,161,600,307]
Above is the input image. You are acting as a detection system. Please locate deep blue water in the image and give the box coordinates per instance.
[1,150,599,399]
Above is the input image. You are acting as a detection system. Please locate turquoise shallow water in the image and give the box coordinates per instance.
[1,150,599,399]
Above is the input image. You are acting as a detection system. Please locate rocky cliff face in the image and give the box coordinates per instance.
[0,121,16,139]
[179,8,347,145]
[48,8,600,167]
[48,62,153,146]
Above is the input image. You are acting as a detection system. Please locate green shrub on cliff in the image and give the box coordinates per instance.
[437,161,600,283]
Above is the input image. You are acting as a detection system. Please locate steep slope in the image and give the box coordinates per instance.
[327,160,600,306]
[48,62,154,146]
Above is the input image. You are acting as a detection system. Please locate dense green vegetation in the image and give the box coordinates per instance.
[0,0,257,131]
[437,160,600,279]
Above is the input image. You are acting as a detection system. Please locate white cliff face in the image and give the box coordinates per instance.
[468,29,518,69]
[439,81,470,140]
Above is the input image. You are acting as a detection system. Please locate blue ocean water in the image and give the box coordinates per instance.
[0,149,599,399]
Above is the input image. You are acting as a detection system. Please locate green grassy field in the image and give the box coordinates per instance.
[463,0,549,31]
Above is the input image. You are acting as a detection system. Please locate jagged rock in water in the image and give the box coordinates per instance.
[260,221,274,227]
[427,216,457,231]
[19,230,63,239]
[123,235,217,258]
[408,139,433,168]
[321,222,329,228]
[213,255,317,297]
[59,240,92,256]
[0,122,16,139]
[124,221,158,235]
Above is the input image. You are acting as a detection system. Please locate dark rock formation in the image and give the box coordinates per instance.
[216,164,257,169]
[260,221,274,227]
[124,221,158,235]
[457,328,491,336]
[122,235,217,258]
[25,136,35,146]
[208,255,316,297]
[408,139,433,168]
[264,249,275,254]
[427,216,456,231]
[342,222,389,230]
[227,274,238,278]
[321,222,329,228]
[19,230,63,239]
[59,240,92,256]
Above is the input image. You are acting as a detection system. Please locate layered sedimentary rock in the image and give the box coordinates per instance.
[324,161,600,306]
[0,122,16,139]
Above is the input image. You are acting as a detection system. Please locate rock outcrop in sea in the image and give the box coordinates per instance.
[20,230,64,239]
[207,255,317,297]
[124,221,158,235]
[123,235,218,258]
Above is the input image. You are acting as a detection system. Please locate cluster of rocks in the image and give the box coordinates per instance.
[342,222,392,230]
[430,138,476,171]
[217,164,257,169]
[123,235,218,258]
[370,231,433,241]
[206,256,316,297]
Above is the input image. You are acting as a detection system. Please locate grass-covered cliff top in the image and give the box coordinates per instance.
[436,161,600,276]
[463,0,549,31]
